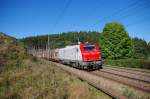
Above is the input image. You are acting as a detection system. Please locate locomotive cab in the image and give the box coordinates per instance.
[80,43,102,70]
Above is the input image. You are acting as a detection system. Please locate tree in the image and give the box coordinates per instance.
[132,38,149,59]
[99,22,133,59]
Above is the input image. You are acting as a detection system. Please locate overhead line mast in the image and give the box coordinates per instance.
[47,0,72,56]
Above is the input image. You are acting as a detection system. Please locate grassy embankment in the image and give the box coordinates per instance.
[1,59,112,99]
[0,32,111,99]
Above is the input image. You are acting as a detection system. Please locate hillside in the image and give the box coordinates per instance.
[0,32,28,72]
[0,32,111,99]
[20,31,101,49]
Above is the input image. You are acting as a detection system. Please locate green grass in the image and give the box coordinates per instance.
[104,59,150,69]
[0,59,111,99]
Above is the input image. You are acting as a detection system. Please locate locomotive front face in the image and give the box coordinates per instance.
[80,43,102,69]
[80,43,101,62]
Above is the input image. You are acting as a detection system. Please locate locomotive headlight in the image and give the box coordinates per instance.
[99,56,101,59]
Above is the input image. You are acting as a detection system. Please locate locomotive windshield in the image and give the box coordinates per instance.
[84,45,96,51]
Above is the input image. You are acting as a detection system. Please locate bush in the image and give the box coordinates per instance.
[31,56,38,62]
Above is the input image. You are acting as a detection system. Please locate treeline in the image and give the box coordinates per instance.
[20,22,150,60]
[20,31,101,49]
[132,37,150,59]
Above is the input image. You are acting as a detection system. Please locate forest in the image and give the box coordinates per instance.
[20,22,150,69]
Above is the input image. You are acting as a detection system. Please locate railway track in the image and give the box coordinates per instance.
[92,70,150,92]
[48,61,150,99]
[92,65,150,92]
[105,65,150,74]
[104,66,150,81]
[103,66,150,79]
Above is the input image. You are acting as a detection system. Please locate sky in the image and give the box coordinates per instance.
[0,0,150,42]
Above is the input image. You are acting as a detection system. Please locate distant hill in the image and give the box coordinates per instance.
[20,31,101,48]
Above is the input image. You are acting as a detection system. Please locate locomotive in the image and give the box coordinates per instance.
[48,43,103,70]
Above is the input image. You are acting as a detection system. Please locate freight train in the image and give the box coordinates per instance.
[33,43,102,70]
[46,43,103,70]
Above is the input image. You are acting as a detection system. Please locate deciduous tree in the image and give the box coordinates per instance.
[99,22,133,59]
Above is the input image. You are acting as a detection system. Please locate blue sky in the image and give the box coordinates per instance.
[0,0,150,42]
